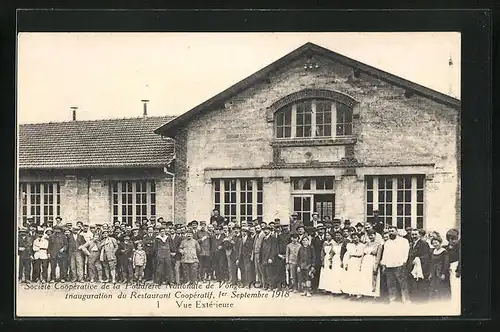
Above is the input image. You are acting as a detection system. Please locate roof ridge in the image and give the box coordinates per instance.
[19,114,177,126]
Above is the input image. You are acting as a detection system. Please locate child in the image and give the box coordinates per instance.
[133,242,147,283]
[285,233,302,292]
[297,236,316,297]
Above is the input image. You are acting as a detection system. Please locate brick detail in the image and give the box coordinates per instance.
[267,88,359,121]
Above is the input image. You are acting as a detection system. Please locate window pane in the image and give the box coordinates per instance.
[397,217,404,229]
[417,216,424,229]
[284,127,291,137]
[366,176,373,189]
[417,204,423,215]
[417,176,424,188]
[277,127,284,138]
[367,191,373,202]
[417,190,424,202]
[405,190,411,202]
[367,203,373,215]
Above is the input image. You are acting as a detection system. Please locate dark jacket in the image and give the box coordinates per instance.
[67,233,86,253]
[169,234,183,260]
[118,241,135,260]
[277,232,291,255]
[153,235,173,260]
[260,234,278,265]
[312,235,325,266]
[18,235,34,259]
[407,238,431,278]
[297,245,316,269]
[237,234,254,262]
[142,233,156,255]
[445,240,461,274]
[195,230,211,256]
[48,233,69,258]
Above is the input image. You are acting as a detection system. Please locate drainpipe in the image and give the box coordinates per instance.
[163,162,175,224]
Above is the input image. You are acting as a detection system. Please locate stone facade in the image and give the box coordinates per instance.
[18,168,173,226]
[171,54,460,236]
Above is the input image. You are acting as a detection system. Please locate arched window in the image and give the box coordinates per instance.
[274,99,353,139]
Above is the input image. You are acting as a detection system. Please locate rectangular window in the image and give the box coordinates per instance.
[295,101,312,138]
[336,103,353,136]
[20,182,60,226]
[111,180,156,225]
[213,178,263,222]
[365,175,425,229]
[291,177,335,191]
[276,105,292,138]
[315,101,332,137]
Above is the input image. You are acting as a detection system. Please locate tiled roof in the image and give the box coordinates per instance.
[155,42,461,137]
[19,116,176,169]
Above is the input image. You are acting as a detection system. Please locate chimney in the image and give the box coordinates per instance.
[70,106,78,121]
[141,99,150,117]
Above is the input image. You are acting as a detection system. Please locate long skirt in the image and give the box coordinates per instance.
[341,257,363,295]
[449,261,460,305]
[359,254,380,297]
[318,254,342,293]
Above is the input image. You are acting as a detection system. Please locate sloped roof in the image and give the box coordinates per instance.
[19,115,176,169]
[154,42,461,137]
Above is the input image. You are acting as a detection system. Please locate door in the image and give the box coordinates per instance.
[314,194,335,221]
[293,195,313,226]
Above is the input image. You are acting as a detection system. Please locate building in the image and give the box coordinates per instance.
[18,115,176,226]
[153,42,460,236]
[18,42,461,236]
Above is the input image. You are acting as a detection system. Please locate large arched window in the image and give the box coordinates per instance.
[274,99,353,139]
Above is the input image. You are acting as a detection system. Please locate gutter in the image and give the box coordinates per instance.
[163,156,176,224]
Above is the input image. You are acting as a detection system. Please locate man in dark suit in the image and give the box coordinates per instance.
[260,225,278,290]
[67,226,86,282]
[47,226,68,282]
[237,228,255,288]
[407,229,431,302]
[311,224,325,292]
[212,227,227,282]
[228,226,242,285]
[169,225,183,284]
[275,224,290,289]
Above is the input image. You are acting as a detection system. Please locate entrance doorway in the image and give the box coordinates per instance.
[293,194,335,227]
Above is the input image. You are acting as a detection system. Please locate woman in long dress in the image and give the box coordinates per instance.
[359,230,383,298]
[318,232,335,292]
[341,232,365,298]
[428,235,451,301]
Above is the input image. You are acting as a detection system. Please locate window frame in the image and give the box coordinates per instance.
[365,175,425,229]
[111,180,156,225]
[213,178,263,222]
[20,182,61,226]
[274,99,354,140]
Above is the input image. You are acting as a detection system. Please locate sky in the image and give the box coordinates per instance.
[17,32,460,124]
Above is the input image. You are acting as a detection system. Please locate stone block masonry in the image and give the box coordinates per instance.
[173,53,460,234]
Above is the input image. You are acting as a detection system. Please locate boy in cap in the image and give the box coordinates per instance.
[47,226,69,282]
[133,242,147,284]
[286,233,302,291]
[18,227,33,283]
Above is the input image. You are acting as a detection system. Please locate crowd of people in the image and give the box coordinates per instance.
[17,209,461,304]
